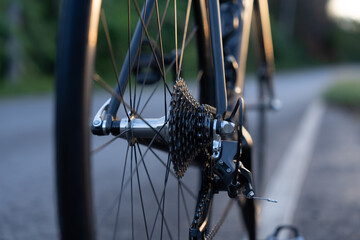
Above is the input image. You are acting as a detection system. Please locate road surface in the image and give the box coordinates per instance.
[0,65,359,239]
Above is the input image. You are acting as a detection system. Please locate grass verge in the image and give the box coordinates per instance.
[0,76,53,98]
[323,79,360,109]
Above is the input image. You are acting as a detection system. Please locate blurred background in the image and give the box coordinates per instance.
[1,0,360,91]
[0,0,360,239]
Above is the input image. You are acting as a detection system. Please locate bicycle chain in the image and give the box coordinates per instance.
[169,79,217,238]
[168,78,214,178]
[190,164,214,240]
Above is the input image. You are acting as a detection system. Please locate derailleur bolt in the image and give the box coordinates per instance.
[219,121,235,135]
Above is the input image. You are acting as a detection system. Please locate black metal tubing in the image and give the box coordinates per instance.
[194,0,216,107]
[208,0,227,118]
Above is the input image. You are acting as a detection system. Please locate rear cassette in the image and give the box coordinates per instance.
[168,79,215,177]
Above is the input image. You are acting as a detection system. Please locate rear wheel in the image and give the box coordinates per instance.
[55,0,254,239]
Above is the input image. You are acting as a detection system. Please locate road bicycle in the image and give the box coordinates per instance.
[55,0,277,239]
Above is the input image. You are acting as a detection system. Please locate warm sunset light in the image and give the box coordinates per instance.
[327,0,360,22]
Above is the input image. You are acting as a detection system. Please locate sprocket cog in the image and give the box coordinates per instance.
[168,79,215,177]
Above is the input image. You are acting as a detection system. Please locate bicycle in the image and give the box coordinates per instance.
[55,0,277,239]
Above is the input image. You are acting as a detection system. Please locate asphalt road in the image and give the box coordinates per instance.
[0,65,359,239]
[292,106,360,240]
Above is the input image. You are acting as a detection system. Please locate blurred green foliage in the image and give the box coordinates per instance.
[0,75,53,98]
[21,1,58,76]
[1,0,360,96]
[0,1,10,79]
[329,21,360,61]
[324,79,360,108]
[246,17,318,72]
[0,0,58,88]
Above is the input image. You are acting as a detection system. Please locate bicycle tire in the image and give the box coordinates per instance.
[55,0,255,239]
[55,0,97,239]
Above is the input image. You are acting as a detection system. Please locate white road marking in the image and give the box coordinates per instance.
[258,100,325,239]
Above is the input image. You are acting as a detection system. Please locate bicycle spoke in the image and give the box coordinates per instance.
[98,120,167,228]
[134,147,150,240]
[96,122,174,239]
[136,6,199,116]
[164,84,168,122]
[136,0,171,113]
[177,0,192,79]
[132,0,172,95]
[174,0,178,75]
[139,81,161,115]
[93,73,132,120]
[130,147,135,240]
[164,26,198,76]
[154,0,168,122]
[148,148,197,200]
[99,11,130,120]
[160,155,171,240]
[177,179,180,240]
[93,74,169,145]
[133,0,149,112]
[155,0,166,82]
[138,27,197,115]
[179,181,192,226]
[100,9,119,79]
[143,154,172,240]
[149,191,172,240]
[126,121,170,187]
[148,156,172,240]
[207,199,235,240]
[196,69,204,83]
[128,0,133,111]
[108,120,170,212]
[136,143,173,240]
[92,2,206,239]
[92,130,130,154]
[112,143,130,239]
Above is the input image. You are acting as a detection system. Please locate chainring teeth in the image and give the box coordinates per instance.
[169,79,214,178]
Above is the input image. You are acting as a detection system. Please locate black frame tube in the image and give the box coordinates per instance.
[208,0,227,118]
[194,0,216,107]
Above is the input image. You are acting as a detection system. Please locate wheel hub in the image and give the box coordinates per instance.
[91,79,236,178]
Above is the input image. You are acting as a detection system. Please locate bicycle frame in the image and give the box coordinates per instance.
[101,0,275,130]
